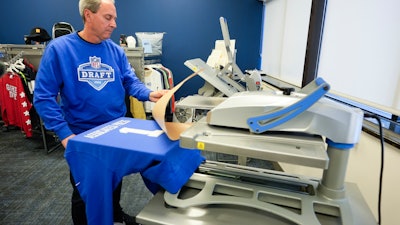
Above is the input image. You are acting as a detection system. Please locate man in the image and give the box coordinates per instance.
[33,0,167,224]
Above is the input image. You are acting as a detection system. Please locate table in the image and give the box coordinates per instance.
[64,117,205,225]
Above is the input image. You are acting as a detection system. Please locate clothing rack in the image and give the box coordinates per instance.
[0,44,45,69]
[7,51,24,64]
[0,44,61,153]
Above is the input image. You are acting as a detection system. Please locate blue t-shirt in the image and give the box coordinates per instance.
[33,32,152,140]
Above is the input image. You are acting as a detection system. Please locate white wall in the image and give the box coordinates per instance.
[280,132,400,225]
[348,133,400,225]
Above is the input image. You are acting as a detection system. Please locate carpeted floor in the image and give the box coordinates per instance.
[0,127,153,225]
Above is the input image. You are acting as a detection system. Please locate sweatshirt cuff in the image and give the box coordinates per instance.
[141,89,152,102]
[56,125,74,141]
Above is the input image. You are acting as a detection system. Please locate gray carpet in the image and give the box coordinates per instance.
[0,127,153,225]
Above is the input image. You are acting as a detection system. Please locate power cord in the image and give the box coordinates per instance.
[364,113,384,225]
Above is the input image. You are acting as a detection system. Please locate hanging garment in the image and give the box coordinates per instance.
[143,66,164,113]
[0,72,33,137]
[129,96,146,119]
[150,64,175,113]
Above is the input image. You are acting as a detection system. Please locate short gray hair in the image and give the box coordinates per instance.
[79,0,115,22]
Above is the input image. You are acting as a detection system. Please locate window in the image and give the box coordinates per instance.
[260,0,400,148]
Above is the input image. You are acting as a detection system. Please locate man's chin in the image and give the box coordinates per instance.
[103,32,113,39]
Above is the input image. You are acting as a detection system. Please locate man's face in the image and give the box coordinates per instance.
[85,1,117,42]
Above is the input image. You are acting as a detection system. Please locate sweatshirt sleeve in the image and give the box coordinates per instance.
[33,45,73,140]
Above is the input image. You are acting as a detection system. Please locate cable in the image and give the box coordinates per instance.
[364,113,384,225]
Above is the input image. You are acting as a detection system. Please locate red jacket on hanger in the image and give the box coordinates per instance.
[0,72,33,137]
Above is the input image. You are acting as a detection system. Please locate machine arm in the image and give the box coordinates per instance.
[247,78,330,133]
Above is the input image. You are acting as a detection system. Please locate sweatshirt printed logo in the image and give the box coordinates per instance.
[6,84,17,100]
[77,56,115,91]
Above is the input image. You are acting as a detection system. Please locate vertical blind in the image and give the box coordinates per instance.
[260,0,312,87]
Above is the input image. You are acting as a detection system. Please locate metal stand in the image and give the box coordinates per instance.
[319,144,350,199]
[138,161,375,225]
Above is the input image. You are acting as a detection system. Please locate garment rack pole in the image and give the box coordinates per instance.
[7,51,24,64]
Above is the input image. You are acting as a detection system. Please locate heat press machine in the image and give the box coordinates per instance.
[136,16,375,224]
[136,77,376,225]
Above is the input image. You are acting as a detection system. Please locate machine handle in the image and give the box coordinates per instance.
[247,77,330,133]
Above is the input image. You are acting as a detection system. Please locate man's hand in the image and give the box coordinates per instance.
[149,90,169,102]
[61,134,76,148]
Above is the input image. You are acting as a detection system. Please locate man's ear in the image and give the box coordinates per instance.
[84,8,92,22]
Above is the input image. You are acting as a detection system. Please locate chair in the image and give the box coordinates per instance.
[52,22,75,39]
